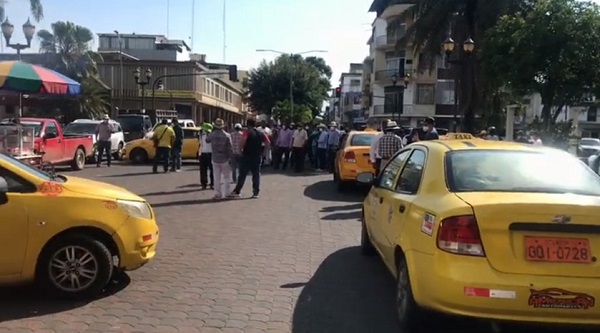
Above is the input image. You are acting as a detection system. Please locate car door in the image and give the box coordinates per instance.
[42,122,63,162]
[335,135,349,175]
[182,129,200,159]
[0,167,34,276]
[365,149,412,255]
[381,149,427,258]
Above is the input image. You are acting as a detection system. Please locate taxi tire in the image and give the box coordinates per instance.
[360,216,376,256]
[130,148,148,164]
[396,257,426,329]
[36,235,114,300]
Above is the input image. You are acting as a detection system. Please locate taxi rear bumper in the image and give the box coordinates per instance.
[407,250,600,326]
[339,167,375,182]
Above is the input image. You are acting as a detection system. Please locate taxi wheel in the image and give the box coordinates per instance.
[130,148,148,164]
[360,215,376,256]
[396,257,425,328]
[36,234,114,300]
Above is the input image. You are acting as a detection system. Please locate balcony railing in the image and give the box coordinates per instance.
[374,68,406,83]
[375,35,401,48]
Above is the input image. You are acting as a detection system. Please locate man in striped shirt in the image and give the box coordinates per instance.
[377,121,403,168]
[230,123,244,182]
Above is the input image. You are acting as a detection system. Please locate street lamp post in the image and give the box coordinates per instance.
[114,30,124,109]
[442,37,475,132]
[256,49,327,121]
[1,18,35,61]
[390,70,411,124]
[134,67,153,111]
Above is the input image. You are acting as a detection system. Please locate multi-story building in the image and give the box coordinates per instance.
[339,63,365,125]
[98,33,191,62]
[364,0,456,129]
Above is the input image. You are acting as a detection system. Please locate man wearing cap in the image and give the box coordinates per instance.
[206,118,233,200]
[199,122,214,189]
[170,117,184,172]
[327,122,341,172]
[423,117,439,141]
[377,121,403,167]
[230,123,244,182]
[95,114,114,167]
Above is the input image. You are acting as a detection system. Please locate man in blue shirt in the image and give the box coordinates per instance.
[327,122,341,172]
[316,124,329,171]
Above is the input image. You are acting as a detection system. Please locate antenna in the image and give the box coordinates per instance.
[167,0,170,37]
[191,0,195,51]
[223,0,226,62]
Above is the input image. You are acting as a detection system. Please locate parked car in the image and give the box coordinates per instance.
[64,119,126,161]
[0,118,94,170]
[116,114,153,143]
[144,119,196,139]
[123,127,201,164]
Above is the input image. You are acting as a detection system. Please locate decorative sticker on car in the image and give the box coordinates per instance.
[104,201,118,209]
[39,181,62,197]
[388,204,393,224]
[421,213,435,236]
[528,288,595,310]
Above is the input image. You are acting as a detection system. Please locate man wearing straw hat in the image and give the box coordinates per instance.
[205,118,233,200]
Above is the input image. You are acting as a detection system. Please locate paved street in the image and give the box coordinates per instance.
[0,162,593,333]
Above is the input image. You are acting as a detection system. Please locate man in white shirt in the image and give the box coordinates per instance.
[257,122,273,166]
[292,124,309,172]
[199,123,214,189]
[369,121,386,176]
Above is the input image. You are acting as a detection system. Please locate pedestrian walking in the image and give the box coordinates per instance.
[170,117,184,172]
[316,124,329,171]
[206,118,233,200]
[228,118,270,199]
[378,121,403,167]
[422,117,439,141]
[275,123,293,170]
[292,123,308,172]
[327,122,341,172]
[199,123,214,189]
[230,123,244,182]
[152,119,175,173]
[95,114,114,167]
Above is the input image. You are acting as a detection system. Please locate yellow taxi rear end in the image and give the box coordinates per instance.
[415,145,600,326]
[336,131,377,184]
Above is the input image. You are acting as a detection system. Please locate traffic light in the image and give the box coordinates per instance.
[335,87,341,98]
[157,79,164,90]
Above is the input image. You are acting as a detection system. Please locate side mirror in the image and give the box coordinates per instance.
[0,177,8,205]
[356,172,375,185]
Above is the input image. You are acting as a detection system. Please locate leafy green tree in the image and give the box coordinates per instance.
[247,54,331,118]
[481,0,600,129]
[273,100,313,124]
[0,0,43,22]
[37,21,109,120]
[388,0,532,131]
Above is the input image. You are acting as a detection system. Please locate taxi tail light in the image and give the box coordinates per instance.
[437,215,485,257]
[344,151,356,163]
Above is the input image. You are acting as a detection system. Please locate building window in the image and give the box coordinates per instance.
[435,81,455,105]
[350,79,360,87]
[126,37,154,50]
[416,84,435,105]
[588,106,598,122]
[99,37,110,49]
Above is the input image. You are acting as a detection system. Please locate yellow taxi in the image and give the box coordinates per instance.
[0,152,159,299]
[358,135,600,329]
[333,130,379,192]
[123,127,201,164]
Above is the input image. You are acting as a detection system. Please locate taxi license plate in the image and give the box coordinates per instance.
[524,236,592,263]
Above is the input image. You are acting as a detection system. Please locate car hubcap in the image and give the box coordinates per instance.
[396,266,409,318]
[49,246,98,292]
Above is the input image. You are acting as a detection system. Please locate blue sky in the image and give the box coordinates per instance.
[3,0,375,85]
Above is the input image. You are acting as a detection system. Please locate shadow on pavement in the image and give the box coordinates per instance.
[140,188,201,197]
[303,181,365,203]
[320,203,362,221]
[150,197,253,207]
[320,203,362,212]
[0,270,130,322]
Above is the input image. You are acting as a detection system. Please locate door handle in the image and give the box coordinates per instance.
[379,197,384,204]
[399,204,406,213]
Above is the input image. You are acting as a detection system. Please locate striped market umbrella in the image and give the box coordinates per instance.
[0,61,81,95]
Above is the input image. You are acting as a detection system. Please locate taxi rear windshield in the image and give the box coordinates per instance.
[446,150,600,196]
[350,134,375,146]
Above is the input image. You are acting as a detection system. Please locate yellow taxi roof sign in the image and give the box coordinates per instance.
[440,132,475,140]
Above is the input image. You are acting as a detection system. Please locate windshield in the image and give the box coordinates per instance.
[0,121,42,136]
[0,152,54,181]
[350,134,375,146]
[117,116,144,132]
[581,138,600,147]
[64,123,97,135]
[446,150,600,196]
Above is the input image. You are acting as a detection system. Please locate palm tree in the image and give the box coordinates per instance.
[382,0,531,131]
[37,21,109,120]
[0,0,44,22]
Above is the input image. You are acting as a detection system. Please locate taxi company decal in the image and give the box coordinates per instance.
[421,213,435,236]
[528,288,595,310]
[39,181,62,197]
[104,201,118,209]
[387,205,394,223]
[464,287,516,299]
